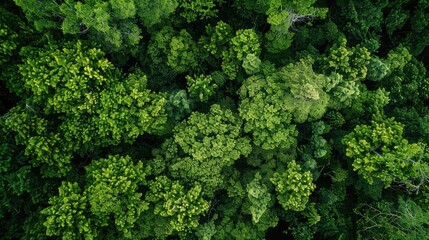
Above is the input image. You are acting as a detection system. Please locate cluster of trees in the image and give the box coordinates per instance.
[1,0,429,239]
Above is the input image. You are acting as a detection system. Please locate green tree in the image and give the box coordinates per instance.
[383,50,429,108]
[0,7,18,66]
[322,37,371,82]
[343,118,429,190]
[5,1,429,238]
[13,0,63,31]
[0,6,35,105]
[2,106,75,177]
[186,74,218,102]
[136,0,178,27]
[239,59,329,150]
[85,155,149,237]
[147,26,200,75]
[238,66,297,150]
[18,41,117,116]
[199,20,233,58]
[245,173,272,224]
[270,160,316,211]
[333,0,386,43]
[242,53,262,75]
[19,40,167,146]
[14,0,182,52]
[156,104,252,196]
[168,29,200,73]
[263,0,328,53]
[42,182,95,240]
[221,29,261,80]
[42,155,150,239]
[355,198,429,239]
[146,176,210,232]
[3,41,168,178]
[165,89,192,122]
[344,87,390,123]
[314,167,352,239]
[95,70,168,144]
[178,0,221,22]
[366,56,390,82]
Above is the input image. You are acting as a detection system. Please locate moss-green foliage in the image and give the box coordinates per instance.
[242,54,262,75]
[12,0,63,31]
[344,118,429,190]
[245,173,272,224]
[366,56,390,81]
[271,160,315,211]
[42,155,149,239]
[136,0,178,27]
[147,26,200,75]
[384,53,429,107]
[178,0,221,22]
[95,70,167,143]
[3,0,429,239]
[85,155,149,236]
[200,20,233,58]
[333,0,429,56]
[157,104,252,196]
[19,41,117,115]
[323,37,371,82]
[146,176,209,232]
[42,182,94,239]
[168,29,200,73]
[239,71,298,150]
[314,167,351,239]
[2,106,74,177]
[239,60,329,150]
[165,89,192,122]
[263,0,328,53]
[186,74,217,102]
[222,29,261,80]
[5,41,167,178]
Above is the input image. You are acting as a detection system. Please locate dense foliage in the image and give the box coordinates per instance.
[1,0,429,239]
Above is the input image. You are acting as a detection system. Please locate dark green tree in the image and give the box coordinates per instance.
[355,197,429,239]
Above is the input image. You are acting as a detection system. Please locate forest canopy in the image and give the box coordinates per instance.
[1,0,429,239]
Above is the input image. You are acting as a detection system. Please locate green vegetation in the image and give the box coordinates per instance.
[1,0,429,239]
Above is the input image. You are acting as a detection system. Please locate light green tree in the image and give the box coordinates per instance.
[271,160,316,211]
[343,118,429,190]
[41,182,95,240]
[146,176,210,232]
[42,155,150,239]
[245,173,272,224]
[84,155,150,237]
[18,41,117,116]
[157,104,252,196]
[239,59,329,150]
[222,29,261,79]
[186,74,218,102]
[264,0,328,53]
[19,40,168,148]
[323,37,371,82]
